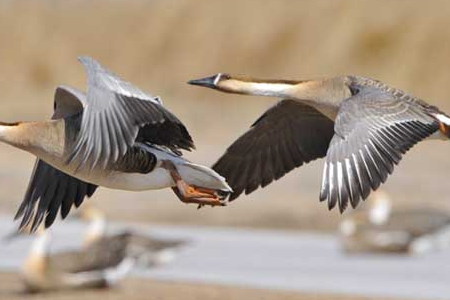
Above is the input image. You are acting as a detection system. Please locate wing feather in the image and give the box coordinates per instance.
[67,56,193,171]
[320,86,439,212]
[213,99,334,200]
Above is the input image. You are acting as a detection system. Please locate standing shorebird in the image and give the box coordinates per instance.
[339,190,450,254]
[7,227,135,293]
[4,57,231,232]
[189,74,450,211]
[76,205,187,267]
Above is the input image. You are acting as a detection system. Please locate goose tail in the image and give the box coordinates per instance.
[176,162,233,194]
[434,113,450,138]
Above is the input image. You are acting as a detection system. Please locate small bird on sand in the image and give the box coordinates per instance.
[7,226,135,293]
[339,190,450,254]
[75,204,187,267]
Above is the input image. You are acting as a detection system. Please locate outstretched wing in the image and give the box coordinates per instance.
[14,57,194,231]
[14,86,98,232]
[320,86,439,212]
[14,159,98,231]
[213,99,335,200]
[67,56,193,171]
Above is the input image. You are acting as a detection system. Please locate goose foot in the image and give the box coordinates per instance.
[171,184,226,207]
[163,160,226,208]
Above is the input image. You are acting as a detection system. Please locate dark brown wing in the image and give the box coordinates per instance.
[14,87,98,232]
[213,99,335,200]
[14,159,98,231]
[15,143,157,232]
[320,86,439,212]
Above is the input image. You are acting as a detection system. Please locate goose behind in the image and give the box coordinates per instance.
[189,74,450,212]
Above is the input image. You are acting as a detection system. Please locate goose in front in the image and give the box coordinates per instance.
[6,57,231,232]
[189,74,450,211]
[12,227,135,293]
[339,190,450,254]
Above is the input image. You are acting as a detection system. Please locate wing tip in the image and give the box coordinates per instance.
[78,55,97,67]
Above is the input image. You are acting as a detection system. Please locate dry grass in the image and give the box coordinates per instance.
[0,0,449,230]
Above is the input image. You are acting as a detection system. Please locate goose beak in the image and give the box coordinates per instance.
[188,74,222,89]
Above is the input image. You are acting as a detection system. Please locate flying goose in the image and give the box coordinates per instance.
[3,57,231,232]
[76,204,187,266]
[189,74,450,211]
[340,190,450,254]
[11,227,135,292]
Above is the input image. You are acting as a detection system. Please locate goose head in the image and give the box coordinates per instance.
[188,74,354,108]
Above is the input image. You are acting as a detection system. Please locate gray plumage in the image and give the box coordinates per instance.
[12,57,235,232]
[67,56,193,171]
[190,74,450,212]
[49,233,131,275]
[320,79,439,212]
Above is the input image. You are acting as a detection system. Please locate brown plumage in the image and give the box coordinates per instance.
[20,228,134,293]
[0,57,232,232]
[189,74,450,212]
[77,205,187,267]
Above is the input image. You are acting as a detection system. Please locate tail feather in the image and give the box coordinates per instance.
[177,162,232,193]
[440,123,450,138]
[434,113,450,138]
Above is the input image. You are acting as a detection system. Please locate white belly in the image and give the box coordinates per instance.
[86,167,176,191]
[36,153,176,192]
[33,144,231,193]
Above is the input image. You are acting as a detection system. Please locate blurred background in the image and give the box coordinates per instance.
[0,0,450,299]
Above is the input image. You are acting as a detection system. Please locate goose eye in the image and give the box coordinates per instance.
[349,86,359,96]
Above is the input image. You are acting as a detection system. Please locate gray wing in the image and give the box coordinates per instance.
[66,233,130,273]
[126,232,187,251]
[53,85,87,119]
[67,56,193,171]
[213,99,335,200]
[48,234,129,274]
[320,87,439,212]
[385,210,450,237]
[14,87,98,232]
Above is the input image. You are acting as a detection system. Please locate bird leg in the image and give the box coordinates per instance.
[162,160,226,208]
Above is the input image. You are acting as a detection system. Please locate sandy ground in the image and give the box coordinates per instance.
[0,272,419,300]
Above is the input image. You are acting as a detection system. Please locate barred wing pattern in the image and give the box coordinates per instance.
[67,56,193,171]
[320,87,439,212]
[14,56,194,231]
